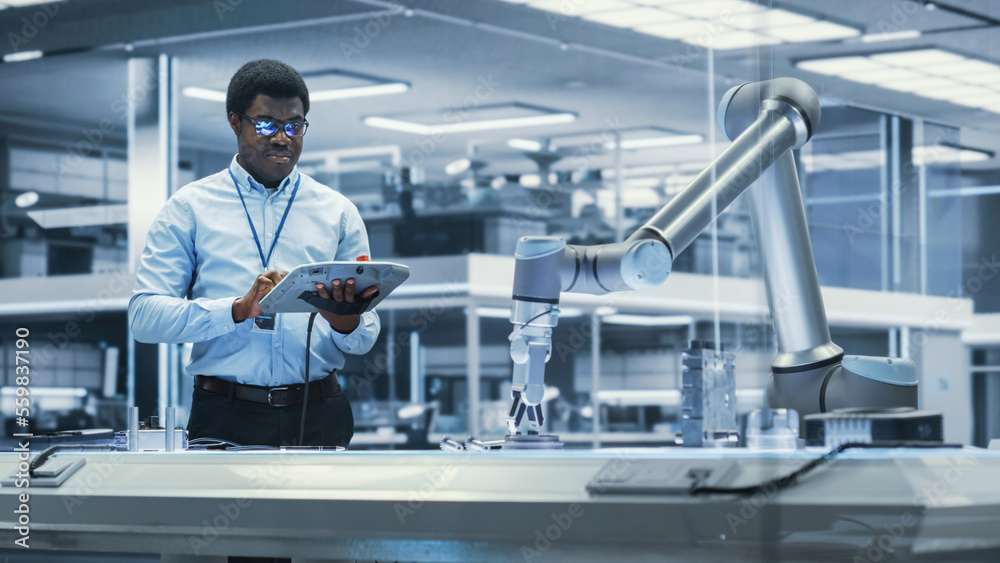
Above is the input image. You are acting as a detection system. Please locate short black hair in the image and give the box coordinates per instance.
[226,59,310,117]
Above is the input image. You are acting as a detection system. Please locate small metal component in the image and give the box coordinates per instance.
[466,436,505,452]
[502,433,563,450]
[746,409,799,450]
[128,406,139,452]
[165,407,176,452]
[439,436,466,451]
[681,341,738,448]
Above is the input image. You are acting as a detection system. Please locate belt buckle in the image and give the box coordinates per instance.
[268,386,292,407]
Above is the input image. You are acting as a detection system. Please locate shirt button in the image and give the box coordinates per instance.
[274,343,279,348]
[267,233,273,238]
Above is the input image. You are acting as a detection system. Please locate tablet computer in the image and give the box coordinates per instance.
[259,261,410,315]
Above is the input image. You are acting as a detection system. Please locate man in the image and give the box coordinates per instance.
[129,59,379,451]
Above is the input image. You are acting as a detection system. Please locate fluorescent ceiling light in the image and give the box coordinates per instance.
[529,0,634,15]
[364,112,576,135]
[184,83,408,103]
[602,314,693,326]
[921,86,996,101]
[581,7,683,27]
[766,21,860,42]
[2,50,42,63]
[182,87,227,102]
[309,82,409,101]
[0,0,62,6]
[508,0,860,50]
[797,48,1000,114]
[883,76,957,92]
[797,57,887,75]
[635,20,702,40]
[606,134,704,150]
[663,0,764,19]
[727,9,815,30]
[445,158,471,175]
[28,204,128,229]
[508,138,543,152]
[14,191,38,208]
[843,68,924,84]
[871,49,964,66]
[860,30,921,43]
[921,60,997,77]
[519,174,542,188]
[958,71,1000,85]
[703,30,782,50]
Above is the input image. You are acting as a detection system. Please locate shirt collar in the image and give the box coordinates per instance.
[228,155,299,195]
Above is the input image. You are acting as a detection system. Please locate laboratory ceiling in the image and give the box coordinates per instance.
[0,0,997,181]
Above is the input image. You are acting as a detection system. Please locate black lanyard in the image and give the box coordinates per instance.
[229,168,301,270]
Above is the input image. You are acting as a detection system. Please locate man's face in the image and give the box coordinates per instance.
[229,94,305,188]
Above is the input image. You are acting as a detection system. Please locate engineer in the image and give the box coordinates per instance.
[128,59,379,449]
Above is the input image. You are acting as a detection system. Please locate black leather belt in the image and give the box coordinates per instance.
[195,374,339,407]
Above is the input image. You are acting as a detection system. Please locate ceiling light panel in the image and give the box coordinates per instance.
[364,104,577,135]
[504,0,860,50]
[797,48,1000,114]
[581,7,683,27]
[529,0,635,15]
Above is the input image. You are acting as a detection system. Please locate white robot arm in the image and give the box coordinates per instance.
[506,78,917,440]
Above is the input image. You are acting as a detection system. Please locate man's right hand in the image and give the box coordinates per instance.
[232,270,287,323]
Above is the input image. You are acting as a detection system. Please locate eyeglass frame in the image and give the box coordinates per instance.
[236,112,309,138]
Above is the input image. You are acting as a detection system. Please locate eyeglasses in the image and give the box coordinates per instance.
[237,112,309,138]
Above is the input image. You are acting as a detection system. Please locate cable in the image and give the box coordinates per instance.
[298,311,319,447]
[28,445,113,478]
[507,308,554,341]
[690,441,961,496]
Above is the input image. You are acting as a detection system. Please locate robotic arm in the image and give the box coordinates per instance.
[506,78,917,440]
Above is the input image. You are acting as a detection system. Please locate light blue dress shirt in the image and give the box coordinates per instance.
[128,156,381,387]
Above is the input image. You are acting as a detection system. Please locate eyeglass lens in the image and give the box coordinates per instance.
[254,120,307,138]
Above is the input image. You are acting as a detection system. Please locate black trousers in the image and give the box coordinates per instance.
[187,379,355,563]
[187,379,355,448]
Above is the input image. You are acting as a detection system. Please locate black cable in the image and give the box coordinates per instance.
[298,311,319,447]
[29,445,113,478]
[690,441,961,496]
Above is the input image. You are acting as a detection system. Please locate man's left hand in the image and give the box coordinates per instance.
[313,278,378,334]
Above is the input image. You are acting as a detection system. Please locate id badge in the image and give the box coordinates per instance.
[253,313,276,331]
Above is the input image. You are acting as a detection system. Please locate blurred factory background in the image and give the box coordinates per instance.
[0,0,999,449]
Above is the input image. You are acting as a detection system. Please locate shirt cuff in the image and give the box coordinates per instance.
[209,297,239,338]
[330,311,379,354]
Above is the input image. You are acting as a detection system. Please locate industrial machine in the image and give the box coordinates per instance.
[505,78,918,442]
